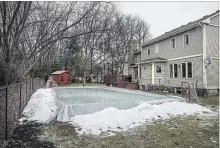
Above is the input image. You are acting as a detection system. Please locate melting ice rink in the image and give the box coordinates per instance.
[53,86,184,118]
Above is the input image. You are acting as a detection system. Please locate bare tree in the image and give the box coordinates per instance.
[0,1,104,84]
[0,1,151,85]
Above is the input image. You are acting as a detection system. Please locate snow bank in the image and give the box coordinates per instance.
[72,101,213,136]
[21,88,59,123]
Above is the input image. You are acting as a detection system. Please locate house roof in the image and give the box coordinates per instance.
[51,71,69,75]
[134,50,141,54]
[139,57,167,64]
[142,10,219,47]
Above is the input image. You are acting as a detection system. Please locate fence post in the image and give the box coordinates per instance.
[19,84,22,116]
[30,80,31,98]
[31,79,33,94]
[26,81,28,103]
[5,87,8,141]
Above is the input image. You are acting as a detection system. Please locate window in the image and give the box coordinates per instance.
[170,64,178,78]
[156,65,161,73]
[174,64,178,78]
[148,48,150,55]
[182,63,186,78]
[183,34,189,46]
[171,38,176,49]
[68,76,70,81]
[139,67,141,79]
[170,65,173,78]
[135,69,138,79]
[155,44,159,54]
[187,62,192,78]
[144,67,146,70]
[181,62,193,78]
[61,76,63,81]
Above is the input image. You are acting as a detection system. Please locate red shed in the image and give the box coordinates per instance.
[51,71,71,85]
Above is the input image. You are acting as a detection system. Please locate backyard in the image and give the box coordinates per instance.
[0,2,219,148]
[4,84,219,148]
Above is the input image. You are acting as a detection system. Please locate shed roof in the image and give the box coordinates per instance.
[51,71,69,75]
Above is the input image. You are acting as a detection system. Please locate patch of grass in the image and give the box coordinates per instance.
[200,96,219,107]
[89,116,219,148]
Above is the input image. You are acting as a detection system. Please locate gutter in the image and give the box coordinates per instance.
[137,60,167,65]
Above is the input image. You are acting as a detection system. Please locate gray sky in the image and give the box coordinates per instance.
[119,1,219,38]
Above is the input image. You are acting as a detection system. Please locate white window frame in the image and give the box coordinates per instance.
[170,63,179,78]
[181,62,193,78]
[170,38,176,49]
[173,64,178,78]
[187,61,193,78]
[183,33,189,46]
[181,63,187,78]
[155,43,159,54]
[170,64,173,78]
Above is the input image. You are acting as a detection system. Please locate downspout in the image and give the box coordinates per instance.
[152,62,155,84]
[137,64,140,81]
[199,22,208,89]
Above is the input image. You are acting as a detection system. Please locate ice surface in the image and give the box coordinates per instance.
[20,87,213,136]
[53,86,185,119]
[53,87,185,121]
[53,87,172,104]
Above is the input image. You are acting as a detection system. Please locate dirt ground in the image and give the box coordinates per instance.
[4,96,219,148]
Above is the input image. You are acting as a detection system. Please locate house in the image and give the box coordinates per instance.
[51,71,71,85]
[130,48,141,82]
[132,10,219,96]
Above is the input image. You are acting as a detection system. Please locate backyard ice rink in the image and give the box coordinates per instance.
[20,87,214,136]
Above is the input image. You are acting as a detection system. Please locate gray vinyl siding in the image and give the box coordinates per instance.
[139,63,152,84]
[206,59,219,89]
[136,54,141,62]
[164,56,203,88]
[141,26,203,60]
[210,14,219,26]
[154,63,165,85]
[206,25,219,58]
[205,15,219,89]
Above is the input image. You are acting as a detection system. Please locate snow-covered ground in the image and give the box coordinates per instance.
[20,88,60,123]
[20,88,214,136]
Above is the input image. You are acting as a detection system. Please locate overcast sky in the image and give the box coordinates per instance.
[119,1,219,38]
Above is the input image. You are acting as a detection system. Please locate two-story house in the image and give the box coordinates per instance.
[135,10,219,96]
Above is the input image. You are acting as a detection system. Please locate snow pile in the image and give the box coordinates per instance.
[22,88,59,123]
[72,101,212,136]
